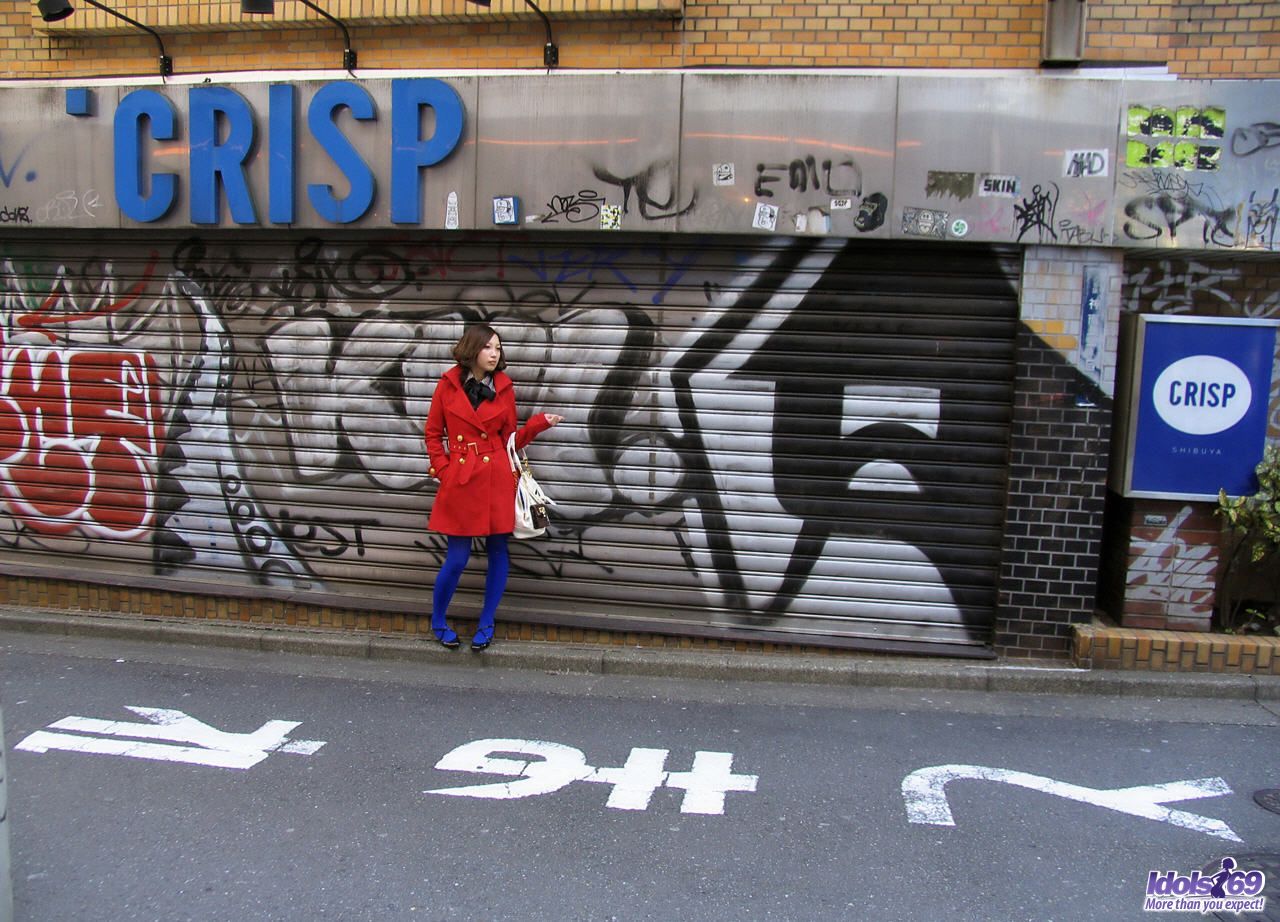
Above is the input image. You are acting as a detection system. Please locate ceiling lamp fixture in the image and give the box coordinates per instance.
[466,0,559,69]
[36,0,173,77]
[241,0,357,71]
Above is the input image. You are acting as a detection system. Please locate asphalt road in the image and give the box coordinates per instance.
[2,628,1278,922]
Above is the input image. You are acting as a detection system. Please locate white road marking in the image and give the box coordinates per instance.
[15,706,326,771]
[901,764,1241,842]
[426,738,758,815]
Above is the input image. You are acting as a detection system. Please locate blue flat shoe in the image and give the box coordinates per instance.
[470,626,494,652]
[433,625,460,650]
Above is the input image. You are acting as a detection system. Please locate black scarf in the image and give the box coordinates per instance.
[463,374,496,410]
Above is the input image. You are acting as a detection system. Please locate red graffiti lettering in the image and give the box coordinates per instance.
[0,344,164,538]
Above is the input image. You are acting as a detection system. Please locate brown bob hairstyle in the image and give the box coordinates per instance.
[451,324,507,372]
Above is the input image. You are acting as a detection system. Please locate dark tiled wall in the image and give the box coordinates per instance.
[996,324,1113,657]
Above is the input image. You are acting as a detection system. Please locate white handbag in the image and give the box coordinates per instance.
[507,432,553,539]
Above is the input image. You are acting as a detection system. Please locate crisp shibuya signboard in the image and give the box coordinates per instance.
[1117,315,1279,500]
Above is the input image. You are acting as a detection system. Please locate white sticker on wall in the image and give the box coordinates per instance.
[752,202,778,231]
[713,163,736,186]
[445,191,460,230]
[830,198,853,210]
[492,195,519,225]
[600,204,623,231]
[1063,149,1109,178]
[978,174,1020,197]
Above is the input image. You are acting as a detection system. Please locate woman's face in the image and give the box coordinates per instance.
[473,334,502,375]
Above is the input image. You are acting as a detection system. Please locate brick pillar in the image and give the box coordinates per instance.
[995,247,1122,658]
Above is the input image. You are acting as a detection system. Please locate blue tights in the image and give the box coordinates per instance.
[431,534,510,643]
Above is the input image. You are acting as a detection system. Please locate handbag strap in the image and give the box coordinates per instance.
[506,432,521,473]
[507,431,554,505]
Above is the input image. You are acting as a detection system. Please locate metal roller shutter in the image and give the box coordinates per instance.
[0,230,1018,653]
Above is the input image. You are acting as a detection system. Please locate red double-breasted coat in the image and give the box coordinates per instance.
[425,365,552,536]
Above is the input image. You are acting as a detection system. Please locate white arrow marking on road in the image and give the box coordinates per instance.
[15,706,326,771]
[901,764,1241,842]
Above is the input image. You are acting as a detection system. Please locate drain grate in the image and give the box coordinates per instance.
[1255,790,1280,817]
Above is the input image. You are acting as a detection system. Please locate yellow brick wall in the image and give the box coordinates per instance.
[5,0,1276,78]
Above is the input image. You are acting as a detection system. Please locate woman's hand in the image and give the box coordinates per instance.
[544,414,565,427]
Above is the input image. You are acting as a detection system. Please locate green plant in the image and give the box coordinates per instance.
[1216,444,1280,633]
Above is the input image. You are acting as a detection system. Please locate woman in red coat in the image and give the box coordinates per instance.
[424,324,563,650]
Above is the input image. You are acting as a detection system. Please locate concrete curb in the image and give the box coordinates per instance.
[3,608,1279,701]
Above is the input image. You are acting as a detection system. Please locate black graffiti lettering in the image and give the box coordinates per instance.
[539,189,605,224]
[789,156,819,193]
[344,244,415,296]
[274,237,424,308]
[1122,190,1236,247]
[757,156,862,199]
[1246,187,1279,250]
[754,163,783,198]
[215,460,318,586]
[592,161,697,220]
[1014,183,1059,243]
[1230,122,1280,157]
[1119,170,1204,196]
[172,237,259,316]
[0,206,32,224]
[278,510,377,558]
[1057,220,1107,246]
[823,158,862,197]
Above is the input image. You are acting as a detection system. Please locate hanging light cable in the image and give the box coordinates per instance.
[36,0,173,77]
[241,0,357,72]
[465,0,559,68]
